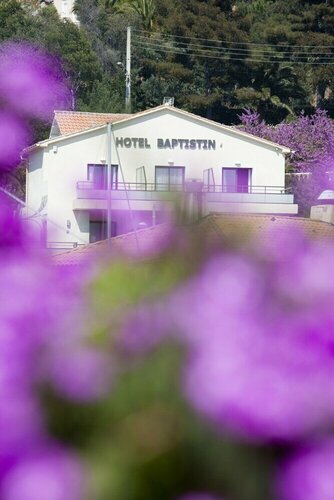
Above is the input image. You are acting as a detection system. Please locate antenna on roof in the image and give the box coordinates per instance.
[163,97,174,106]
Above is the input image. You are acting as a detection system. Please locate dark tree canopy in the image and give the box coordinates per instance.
[2,0,334,125]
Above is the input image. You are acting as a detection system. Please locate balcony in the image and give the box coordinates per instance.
[73,181,298,215]
[204,184,294,203]
[76,181,183,201]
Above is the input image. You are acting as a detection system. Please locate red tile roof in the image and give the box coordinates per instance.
[52,214,334,266]
[203,213,334,242]
[52,223,171,266]
[53,111,131,135]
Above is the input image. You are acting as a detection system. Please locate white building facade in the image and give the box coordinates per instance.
[26,105,297,250]
[38,0,78,24]
[52,0,78,22]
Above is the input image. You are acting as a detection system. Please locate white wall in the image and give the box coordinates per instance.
[53,0,78,23]
[110,109,286,188]
[26,150,47,214]
[28,128,107,244]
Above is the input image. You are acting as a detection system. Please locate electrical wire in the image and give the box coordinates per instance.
[133,39,334,65]
[133,28,334,49]
[133,38,334,60]
[134,33,334,56]
[132,28,334,65]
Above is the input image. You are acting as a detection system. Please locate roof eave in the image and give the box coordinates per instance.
[24,104,292,153]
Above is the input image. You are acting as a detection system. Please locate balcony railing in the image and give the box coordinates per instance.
[47,241,85,251]
[203,185,291,194]
[74,180,296,214]
[76,181,290,195]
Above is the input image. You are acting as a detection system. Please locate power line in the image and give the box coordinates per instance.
[133,38,334,60]
[133,28,334,50]
[133,39,334,65]
[134,33,334,56]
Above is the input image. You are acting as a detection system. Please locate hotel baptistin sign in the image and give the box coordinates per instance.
[115,137,216,150]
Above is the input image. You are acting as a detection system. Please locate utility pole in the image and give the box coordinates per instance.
[125,26,131,113]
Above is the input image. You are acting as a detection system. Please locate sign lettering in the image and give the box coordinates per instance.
[115,137,216,151]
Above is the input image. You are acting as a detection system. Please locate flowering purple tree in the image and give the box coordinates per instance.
[239,109,334,215]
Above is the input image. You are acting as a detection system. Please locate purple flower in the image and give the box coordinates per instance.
[0,42,89,498]
[276,441,334,500]
[0,111,29,169]
[47,347,112,402]
[178,494,224,500]
[175,237,334,442]
[119,302,171,355]
[0,42,70,120]
[0,200,29,248]
[0,391,43,457]
[0,447,85,500]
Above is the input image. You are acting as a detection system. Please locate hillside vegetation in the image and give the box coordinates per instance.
[3,0,334,126]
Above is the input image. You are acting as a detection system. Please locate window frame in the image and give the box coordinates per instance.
[155,165,185,191]
[222,167,252,193]
[87,164,118,190]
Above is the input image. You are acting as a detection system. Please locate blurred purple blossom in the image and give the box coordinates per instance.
[170,233,334,442]
[0,446,85,500]
[0,41,100,499]
[0,198,111,497]
[0,42,70,121]
[0,111,29,169]
[276,441,334,500]
[119,302,171,355]
[178,494,224,500]
[0,41,70,172]
[47,347,112,402]
[0,199,29,248]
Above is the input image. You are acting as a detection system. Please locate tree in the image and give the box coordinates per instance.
[103,0,156,29]
[0,0,31,41]
[30,7,103,108]
[239,108,334,215]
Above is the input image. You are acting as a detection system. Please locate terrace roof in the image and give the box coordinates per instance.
[53,214,334,266]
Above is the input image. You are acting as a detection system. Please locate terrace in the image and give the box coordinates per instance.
[73,180,297,215]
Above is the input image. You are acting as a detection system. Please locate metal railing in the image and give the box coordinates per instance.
[47,241,85,250]
[203,185,290,194]
[77,181,290,195]
[77,181,184,192]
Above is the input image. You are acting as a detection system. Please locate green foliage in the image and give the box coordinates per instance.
[0,0,105,110]
[0,0,31,41]
[3,0,334,136]
[32,8,102,106]
[44,338,275,500]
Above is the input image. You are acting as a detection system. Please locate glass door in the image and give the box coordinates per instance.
[155,166,185,191]
[222,168,251,193]
[87,164,118,190]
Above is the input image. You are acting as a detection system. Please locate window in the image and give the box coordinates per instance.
[155,166,185,191]
[89,220,116,243]
[89,221,106,243]
[87,164,118,190]
[222,168,251,193]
